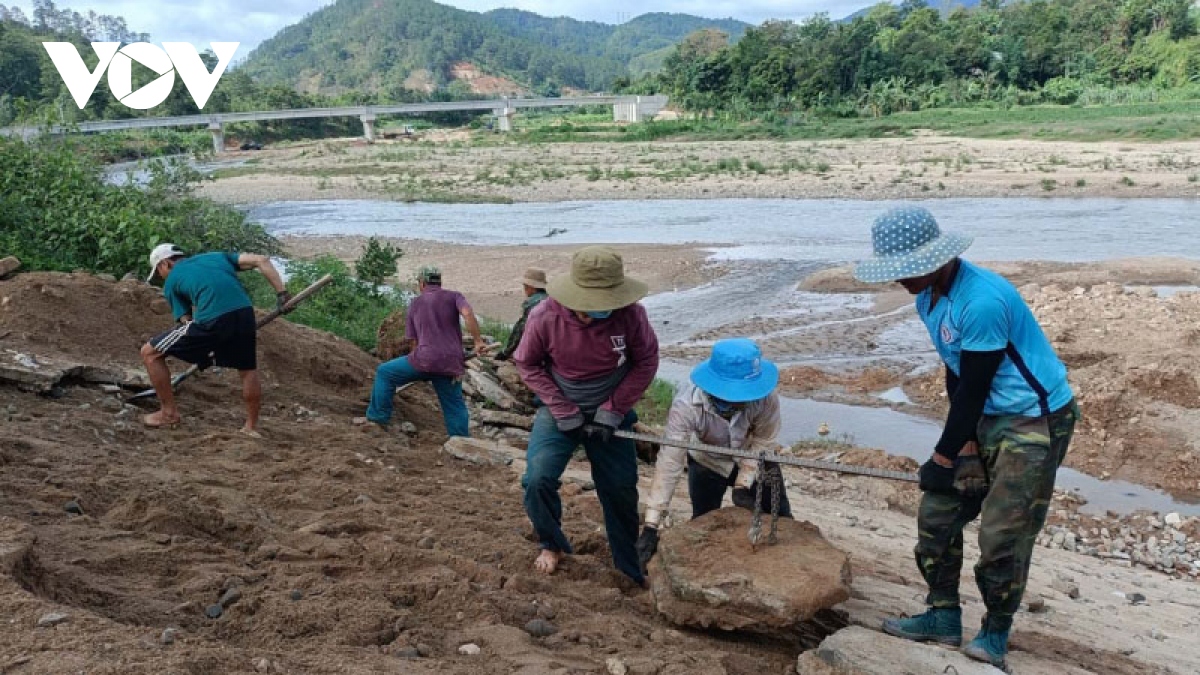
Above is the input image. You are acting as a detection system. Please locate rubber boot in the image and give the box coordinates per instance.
[962,626,1010,672]
[881,607,962,646]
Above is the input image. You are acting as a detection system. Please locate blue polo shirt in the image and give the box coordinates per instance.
[917,260,1072,417]
[163,252,252,324]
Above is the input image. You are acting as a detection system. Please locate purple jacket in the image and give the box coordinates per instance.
[514,298,659,430]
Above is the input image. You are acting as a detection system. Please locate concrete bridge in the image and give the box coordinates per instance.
[1,95,669,153]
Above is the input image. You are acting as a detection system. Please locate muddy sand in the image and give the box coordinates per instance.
[3,271,1200,674]
[200,134,1200,204]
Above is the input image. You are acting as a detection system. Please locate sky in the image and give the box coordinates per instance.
[7,0,877,56]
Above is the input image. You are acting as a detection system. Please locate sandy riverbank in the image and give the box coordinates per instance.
[201,134,1200,204]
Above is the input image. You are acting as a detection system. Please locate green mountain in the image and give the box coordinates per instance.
[239,0,748,95]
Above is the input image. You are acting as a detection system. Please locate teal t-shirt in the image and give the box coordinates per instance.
[162,252,252,324]
[917,260,1072,417]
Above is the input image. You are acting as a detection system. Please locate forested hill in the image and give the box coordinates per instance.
[238,0,747,95]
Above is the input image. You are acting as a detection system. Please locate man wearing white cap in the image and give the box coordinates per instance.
[635,338,791,573]
[855,206,1078,671]
[140,244,289,435]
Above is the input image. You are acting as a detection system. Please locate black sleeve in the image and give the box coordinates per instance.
[944,365,959,399]
[934,349,1005,460]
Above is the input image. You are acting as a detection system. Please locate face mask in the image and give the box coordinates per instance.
[710,396,735,414]
[585,310,612,320]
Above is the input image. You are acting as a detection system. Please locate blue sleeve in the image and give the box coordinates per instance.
[224,252,241,270]
[959,294,1009,352]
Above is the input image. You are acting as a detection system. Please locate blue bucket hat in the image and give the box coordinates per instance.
[854,206,973,284]
[690,338,779,403]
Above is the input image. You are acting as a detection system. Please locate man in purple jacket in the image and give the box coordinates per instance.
[514,246,659,585]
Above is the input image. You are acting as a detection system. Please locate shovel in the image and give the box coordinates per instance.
[127,274,334,402]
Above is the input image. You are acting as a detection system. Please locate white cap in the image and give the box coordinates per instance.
[146,243,185,282]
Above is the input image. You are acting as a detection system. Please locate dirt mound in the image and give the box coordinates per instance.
[0,272,376,404]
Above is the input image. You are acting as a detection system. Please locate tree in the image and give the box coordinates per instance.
[355,238,403,293]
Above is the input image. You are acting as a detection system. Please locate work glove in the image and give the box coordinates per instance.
[587,421,616,444]
[953,454,989,497]
[918,458,957,494]
[560,423,587,446]
[276,290,293,312]
[636,526,659,573]
[731,486,756,510]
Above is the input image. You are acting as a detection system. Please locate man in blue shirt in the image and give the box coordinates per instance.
[854,207,1078,671]
[140,244,289,436]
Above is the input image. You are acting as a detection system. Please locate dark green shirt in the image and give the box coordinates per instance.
[498,290,547,359]
[163,252,252,323]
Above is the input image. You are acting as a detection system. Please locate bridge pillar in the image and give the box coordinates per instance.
[613,96,644,123]
[493,107,514,132]
[361,114,377,144]
[208,121,225,154]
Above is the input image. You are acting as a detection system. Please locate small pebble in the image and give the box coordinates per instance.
[254,658,272,673]
[417,536,435,549]
[64,501,83,515]
[416,643,432,657]
[161,627,179,645]
[523,618,558,638]
[1128,592,1147,605]
[458,643,481,656]
[205,604,223,619]
[37,612,69,628]
[290,589,304,602]
[395,647,420,658]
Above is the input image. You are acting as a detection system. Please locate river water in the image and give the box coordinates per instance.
[252,197,1200,515]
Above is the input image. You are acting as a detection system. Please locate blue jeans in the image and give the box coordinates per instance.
[523,407,643,585]
[366,356,469,437]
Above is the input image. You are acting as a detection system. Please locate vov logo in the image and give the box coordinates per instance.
[42,42,239,110]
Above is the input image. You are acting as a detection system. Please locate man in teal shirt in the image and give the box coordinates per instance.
[140,244,289,436]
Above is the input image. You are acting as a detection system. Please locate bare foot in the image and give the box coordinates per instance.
[142,410,181,428]
[239,426,262,439]
[534,549,565,575]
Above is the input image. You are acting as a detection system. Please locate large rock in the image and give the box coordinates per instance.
[374,311,409,361]
[441,437,516,467]
[0,256,21,279]
[797,627,1006,674]
[464,370,523,411]
[648,507,851,633]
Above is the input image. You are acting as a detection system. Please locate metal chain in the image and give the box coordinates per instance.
[748,454,767,549]
[767,462,783,545]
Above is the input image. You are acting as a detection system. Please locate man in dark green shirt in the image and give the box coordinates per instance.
[494,267,549,361]
[140,244,289,436]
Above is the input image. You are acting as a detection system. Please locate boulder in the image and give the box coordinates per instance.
[441,437,516,467]
[798,627,1003,674]
[648,507,851,633]
[0,256,21,279]
[375,311,410,361]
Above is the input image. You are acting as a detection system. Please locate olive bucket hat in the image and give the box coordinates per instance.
[690,338,779,403]
[547,246,648,312]
[853,206,974,284]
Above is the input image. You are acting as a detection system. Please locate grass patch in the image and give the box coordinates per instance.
[635,378,677,427]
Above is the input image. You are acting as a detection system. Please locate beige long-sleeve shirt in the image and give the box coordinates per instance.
[644,384,781,526]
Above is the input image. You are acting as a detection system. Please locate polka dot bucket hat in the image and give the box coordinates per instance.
[853,206,974,283]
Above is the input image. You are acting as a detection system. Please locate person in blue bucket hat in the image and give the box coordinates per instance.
[635,338,791,573]
[855,206,1078,671]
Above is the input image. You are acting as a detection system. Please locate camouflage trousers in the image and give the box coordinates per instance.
[915,400,1078,632]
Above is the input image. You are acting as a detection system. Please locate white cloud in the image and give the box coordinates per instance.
[7,0,873,54]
